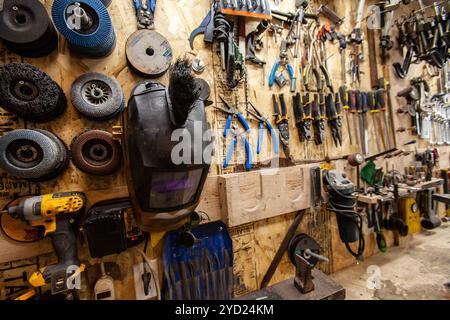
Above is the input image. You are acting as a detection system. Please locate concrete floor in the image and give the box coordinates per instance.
[331,223,450,300]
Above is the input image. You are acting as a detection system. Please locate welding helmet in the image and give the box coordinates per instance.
[123,81,211,232]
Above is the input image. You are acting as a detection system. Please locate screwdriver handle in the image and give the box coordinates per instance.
[376,89,387,112]
[348,90,357,113]
[339,85,349,109]
[361,91,368,113]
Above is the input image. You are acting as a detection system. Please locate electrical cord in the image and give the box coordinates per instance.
[134,233,160,300]
[324,171,365,261]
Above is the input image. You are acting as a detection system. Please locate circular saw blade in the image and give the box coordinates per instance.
[1,197,44,243]
[126,30,173,78]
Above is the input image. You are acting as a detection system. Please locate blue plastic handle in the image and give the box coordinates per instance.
[265,121,279,154]
[134,0,140,11]
[287,64,294,79]
[223,136,237,169]
[236,112,250,132]
[223,114,232,137]
[269,61,279,87]
[257,123,264,155]
[241,136,252,171]
[149,0,156,12]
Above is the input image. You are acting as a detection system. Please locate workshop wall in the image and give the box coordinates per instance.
[0,0,449,300]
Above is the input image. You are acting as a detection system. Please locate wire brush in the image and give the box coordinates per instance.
[168,57,199,126]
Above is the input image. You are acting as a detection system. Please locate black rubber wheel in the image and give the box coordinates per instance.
[71,73,124,120]
[0,129,67,181]
[0,63,67,122]
[0,0,58,58]
[71,130,121,175]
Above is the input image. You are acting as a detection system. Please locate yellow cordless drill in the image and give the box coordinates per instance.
[2,192,86,297]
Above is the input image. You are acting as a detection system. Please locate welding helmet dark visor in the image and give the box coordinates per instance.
[124,81,211,231]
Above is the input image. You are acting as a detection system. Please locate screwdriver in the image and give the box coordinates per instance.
[376,88,392,149]
[367,91,382,153]
[360,91,369,155]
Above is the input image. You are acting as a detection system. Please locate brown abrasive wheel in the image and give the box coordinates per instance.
[71,129,121,176]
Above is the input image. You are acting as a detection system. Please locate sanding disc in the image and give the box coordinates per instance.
[126,30,173,77]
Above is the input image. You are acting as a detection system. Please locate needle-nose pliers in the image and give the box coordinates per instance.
[247,102,279,155]
[223,125,252,171]
[213,96,250,137]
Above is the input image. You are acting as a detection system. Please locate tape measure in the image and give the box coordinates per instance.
[126,30,173,77]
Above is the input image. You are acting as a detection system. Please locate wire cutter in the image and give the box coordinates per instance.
[223,125,252,171]
[269,39,294,88]
[247,102,279,155]
[133,0,156,29]
[214,96,250,137]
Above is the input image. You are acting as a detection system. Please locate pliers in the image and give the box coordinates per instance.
[247,102,279,155]
[269,40,294,88]
[133,0,156,29]
[214,96,250,137]
[224,125,252,171]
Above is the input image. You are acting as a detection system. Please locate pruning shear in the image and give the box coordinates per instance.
[224,125,252,171]
[247,102,279,155]
[133,0,156,29]
[214,96,250,137]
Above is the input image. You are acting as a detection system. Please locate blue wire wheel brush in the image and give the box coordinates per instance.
[52,0,116,58]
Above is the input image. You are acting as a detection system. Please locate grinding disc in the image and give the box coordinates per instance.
[0,0,52,45]
[52,0,116,58]
[126,30,173,77]
[193,78,211,101]
[0,63,67,122]
[33,129,69,182]
[71,129,121,176]
[0,129,66,181]
[71,72,124,120]
[288,233,321,266]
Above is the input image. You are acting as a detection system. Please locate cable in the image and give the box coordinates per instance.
[134,246,160,300]
[324,171,365,261]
